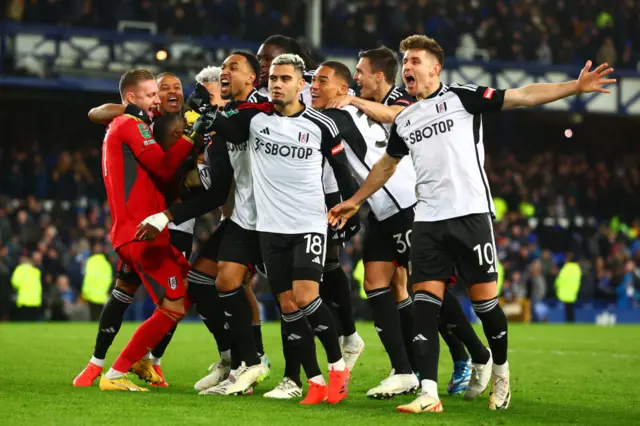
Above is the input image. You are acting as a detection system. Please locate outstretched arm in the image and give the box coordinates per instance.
[328,152,400,228]
[503,61,615,110]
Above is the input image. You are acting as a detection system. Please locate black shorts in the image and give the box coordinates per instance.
[218,219,262,268]
[260,231,326,294]
[362,207,414,267]
[117,229,193,285]
[196,219,228,262]
[410,213,498,286]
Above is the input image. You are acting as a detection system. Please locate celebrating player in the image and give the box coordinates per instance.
[98,68,195,392]
[193,53,357,405]
[74,71,195,388]
[138,52,274,396]
[329,35,615,413]
[311,60,420,398]
[257,35,363,400]
[328,45,490,396]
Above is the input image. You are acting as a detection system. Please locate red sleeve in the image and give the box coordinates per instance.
[120,118,194,182]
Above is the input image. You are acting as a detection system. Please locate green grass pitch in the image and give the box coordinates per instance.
[1,322,639,425]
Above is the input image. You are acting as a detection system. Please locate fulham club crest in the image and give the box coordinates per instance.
[435,102,447,114]
[298,132,310,143]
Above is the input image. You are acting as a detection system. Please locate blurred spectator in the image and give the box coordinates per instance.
[81,241,113,320]
[10,253,43,321]
[5,0,640,69]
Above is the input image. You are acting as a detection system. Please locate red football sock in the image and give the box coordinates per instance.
[112,308,183,373]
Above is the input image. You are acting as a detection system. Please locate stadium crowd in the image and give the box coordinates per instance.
[3,0,639,69]
[1,134,638,322]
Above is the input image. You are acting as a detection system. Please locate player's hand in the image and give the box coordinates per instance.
[577,61,616,94]
[328,199,360,229]
[326,95,354,110]
[193,106,217,134]
[187,83,212,112]
[135,212,170,241]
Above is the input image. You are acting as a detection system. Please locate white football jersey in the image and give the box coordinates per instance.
[219,103,350,235]
[387,83,505,222]
[325,106,417,221]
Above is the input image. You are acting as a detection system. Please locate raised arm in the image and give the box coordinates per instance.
[502,61,615,110]
[327,121,406,228]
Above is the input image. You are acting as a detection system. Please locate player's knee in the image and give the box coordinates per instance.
[364,278,389,292]
[278,291,298,314]
[412,280,446,299]
[215,263,245,292]
[160,296,186,315]
[115,279,139,295]
[193,258,218,278]
[292,285,319,308]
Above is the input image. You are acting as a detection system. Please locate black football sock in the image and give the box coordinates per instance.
[441,290,489,364]
[397,297,418,372]
[280,316,302,386]
[151,325,177,359]
[438,323,469,363]
[93,288,133,360]
[322,261,357,337]
[472,297,508,365]
[300,297,342,364]
[219,286,260,366]
[366,287,412,374]
[412,291,442,383]
[282,310,321,380]
[187,270,231,354]
[253,324,265,358]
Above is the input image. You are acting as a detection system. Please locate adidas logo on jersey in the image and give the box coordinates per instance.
[404,119,411,127]
[332,233,340,240]
[260,127,270,135]
[487,265,496,273]
[312,256,321,264]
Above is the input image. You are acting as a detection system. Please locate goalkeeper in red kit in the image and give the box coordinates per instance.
[99,69,195,392]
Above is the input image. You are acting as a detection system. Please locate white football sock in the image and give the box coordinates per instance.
[493,361,509,377]
[309,375,326,386]
[220,350,232,363]
[90,356,105,368]
[421,379,439,400]
[329,358,346,371]
[104,368,126,380]
[150,356,161,366]
[343,332,361,348]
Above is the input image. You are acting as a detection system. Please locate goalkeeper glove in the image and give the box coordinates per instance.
[186,83,211,112]
[193,105,217,135]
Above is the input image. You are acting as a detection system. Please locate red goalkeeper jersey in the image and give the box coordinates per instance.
[102,113,194,249]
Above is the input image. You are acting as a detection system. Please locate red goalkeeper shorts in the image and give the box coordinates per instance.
[117,240,191,304]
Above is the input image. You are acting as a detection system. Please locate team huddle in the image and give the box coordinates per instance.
[72,33,615,414]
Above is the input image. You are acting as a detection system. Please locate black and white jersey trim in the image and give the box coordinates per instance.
[303,108,339,137]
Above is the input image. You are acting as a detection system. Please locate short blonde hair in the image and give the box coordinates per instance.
[399,35,444,66]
